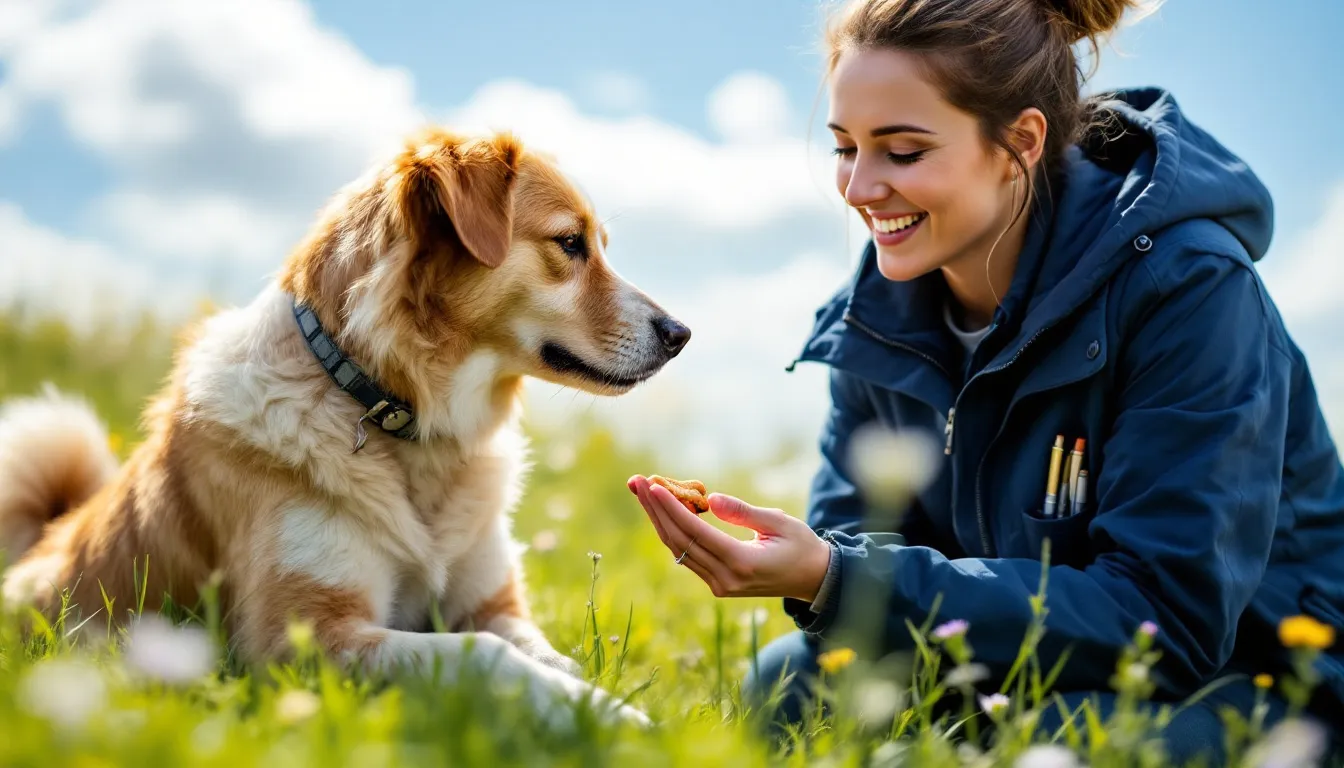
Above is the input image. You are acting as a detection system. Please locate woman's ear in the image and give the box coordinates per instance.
[394,130,522,268]
[1005,107,1048,180]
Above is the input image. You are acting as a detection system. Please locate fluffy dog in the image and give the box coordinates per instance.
[0,127,690,728]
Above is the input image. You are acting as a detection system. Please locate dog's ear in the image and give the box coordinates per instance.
[398,131,521,269]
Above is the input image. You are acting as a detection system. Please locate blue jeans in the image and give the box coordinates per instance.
[744,631,1340,766]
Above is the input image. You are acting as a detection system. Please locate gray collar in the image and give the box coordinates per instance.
[292,298,416,452]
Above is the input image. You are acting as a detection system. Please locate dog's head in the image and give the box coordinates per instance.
[281,128,689,435]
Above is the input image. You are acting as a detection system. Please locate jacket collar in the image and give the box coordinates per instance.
[799,169,1060,382]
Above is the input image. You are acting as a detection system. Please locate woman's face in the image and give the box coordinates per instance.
[828,47,1017,283]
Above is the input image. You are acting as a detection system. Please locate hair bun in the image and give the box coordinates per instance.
[1045,0,1151,44]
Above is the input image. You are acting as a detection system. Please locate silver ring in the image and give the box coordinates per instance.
[674,538,696,565]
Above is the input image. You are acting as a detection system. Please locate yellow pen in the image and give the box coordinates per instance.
[1043,435,1065,518]
[1067,438,1086,513]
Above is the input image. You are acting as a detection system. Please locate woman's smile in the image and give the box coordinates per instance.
[868,210,928,247]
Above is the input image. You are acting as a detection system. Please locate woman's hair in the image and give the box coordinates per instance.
[825,0,1155,196]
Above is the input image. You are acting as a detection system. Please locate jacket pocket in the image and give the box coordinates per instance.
[1020,508,1094,569]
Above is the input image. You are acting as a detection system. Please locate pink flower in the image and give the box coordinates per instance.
[1139,621,1159,638]
[933,619,969,641]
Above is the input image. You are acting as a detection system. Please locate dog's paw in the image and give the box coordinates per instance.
[511,637,582,677]
[610,701,653,730]
[529,646,583,678]
[524,665,651,733]
[583,686,653,730]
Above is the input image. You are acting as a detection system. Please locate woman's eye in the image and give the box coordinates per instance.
[831,146,857,158]
[888,150,927,166]
[555,234,586,258]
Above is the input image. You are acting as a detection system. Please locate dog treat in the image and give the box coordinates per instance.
[649,475,710,514]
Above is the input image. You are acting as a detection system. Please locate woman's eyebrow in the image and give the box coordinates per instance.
[827,122,934,137]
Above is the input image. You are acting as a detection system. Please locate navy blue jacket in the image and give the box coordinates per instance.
[785,88,1344,714]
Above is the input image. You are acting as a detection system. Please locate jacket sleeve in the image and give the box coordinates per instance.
[792,257,1290,697]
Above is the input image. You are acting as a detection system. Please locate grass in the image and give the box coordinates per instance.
[0,306,1338,767]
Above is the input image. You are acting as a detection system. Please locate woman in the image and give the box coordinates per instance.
[628,0,1344,761]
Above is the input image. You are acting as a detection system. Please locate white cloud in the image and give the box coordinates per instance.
[91,190,302,268]
[0,87,16,144]
[450,78,840,231]
[1261,182,1344,329]
[707,70,793,143]
[0,202,204,330]
[0,0,56,53]
[0,0,427,308]
[0,0,420,160]
[1259,181,1344,443]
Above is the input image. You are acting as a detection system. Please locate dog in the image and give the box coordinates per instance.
[0,127,690,728]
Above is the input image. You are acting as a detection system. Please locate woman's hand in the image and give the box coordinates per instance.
[627,475,832,602]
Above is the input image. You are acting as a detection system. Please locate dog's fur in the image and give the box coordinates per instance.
[0,128,688,728]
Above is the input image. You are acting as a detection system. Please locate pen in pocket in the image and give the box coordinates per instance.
[1043,434,1064,518]
[1058,455,1073,514]
[1073,469,1089,517]
[1066,438,1086,516]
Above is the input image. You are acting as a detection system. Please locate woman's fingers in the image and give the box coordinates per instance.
[632,477,673,548]
[645,483,746,561]
[630,475,755,597]
[646,489,741,589]
[676,548,723,595]
[707,493,788,533]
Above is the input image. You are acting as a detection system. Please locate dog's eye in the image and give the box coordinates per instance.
[554,234,586,259]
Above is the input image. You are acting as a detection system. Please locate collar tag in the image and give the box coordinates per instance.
[351,400,391,454]
[292,298,418,448]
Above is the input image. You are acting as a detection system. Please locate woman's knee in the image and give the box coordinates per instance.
[743,631,822,727]
[744,631,818,696]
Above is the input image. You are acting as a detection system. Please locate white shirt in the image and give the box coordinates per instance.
[944,300,993,352]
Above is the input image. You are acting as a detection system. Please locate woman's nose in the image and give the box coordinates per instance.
[843,156,890,210]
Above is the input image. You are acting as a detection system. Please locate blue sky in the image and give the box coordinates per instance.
[2,0,1341,480]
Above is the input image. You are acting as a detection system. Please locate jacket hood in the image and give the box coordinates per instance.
[1064,86,1274,264]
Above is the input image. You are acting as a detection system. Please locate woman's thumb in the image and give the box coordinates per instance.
[708,494,781,530]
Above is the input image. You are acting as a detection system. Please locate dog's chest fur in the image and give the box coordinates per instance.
[184,287,529,631]
[382,433,526,629]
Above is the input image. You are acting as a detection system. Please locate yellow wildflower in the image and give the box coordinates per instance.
[1278,615,1336,650]
[1253,674,1274,690]
[817,647,857,674]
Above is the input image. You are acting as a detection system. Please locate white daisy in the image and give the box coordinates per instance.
[125,614,216,684]
[1014,744,1081,768]
[18,657,107,729]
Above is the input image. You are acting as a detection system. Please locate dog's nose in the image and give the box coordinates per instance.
[652,316,691,357]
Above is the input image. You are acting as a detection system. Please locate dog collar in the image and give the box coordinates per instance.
[292,299,417,451]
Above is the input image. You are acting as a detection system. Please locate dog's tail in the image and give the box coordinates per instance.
[0,385,119,564]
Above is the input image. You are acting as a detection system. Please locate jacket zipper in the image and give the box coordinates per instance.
[846,310,1060,558]
[943,408,956,455]
[967,324,1054,557]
